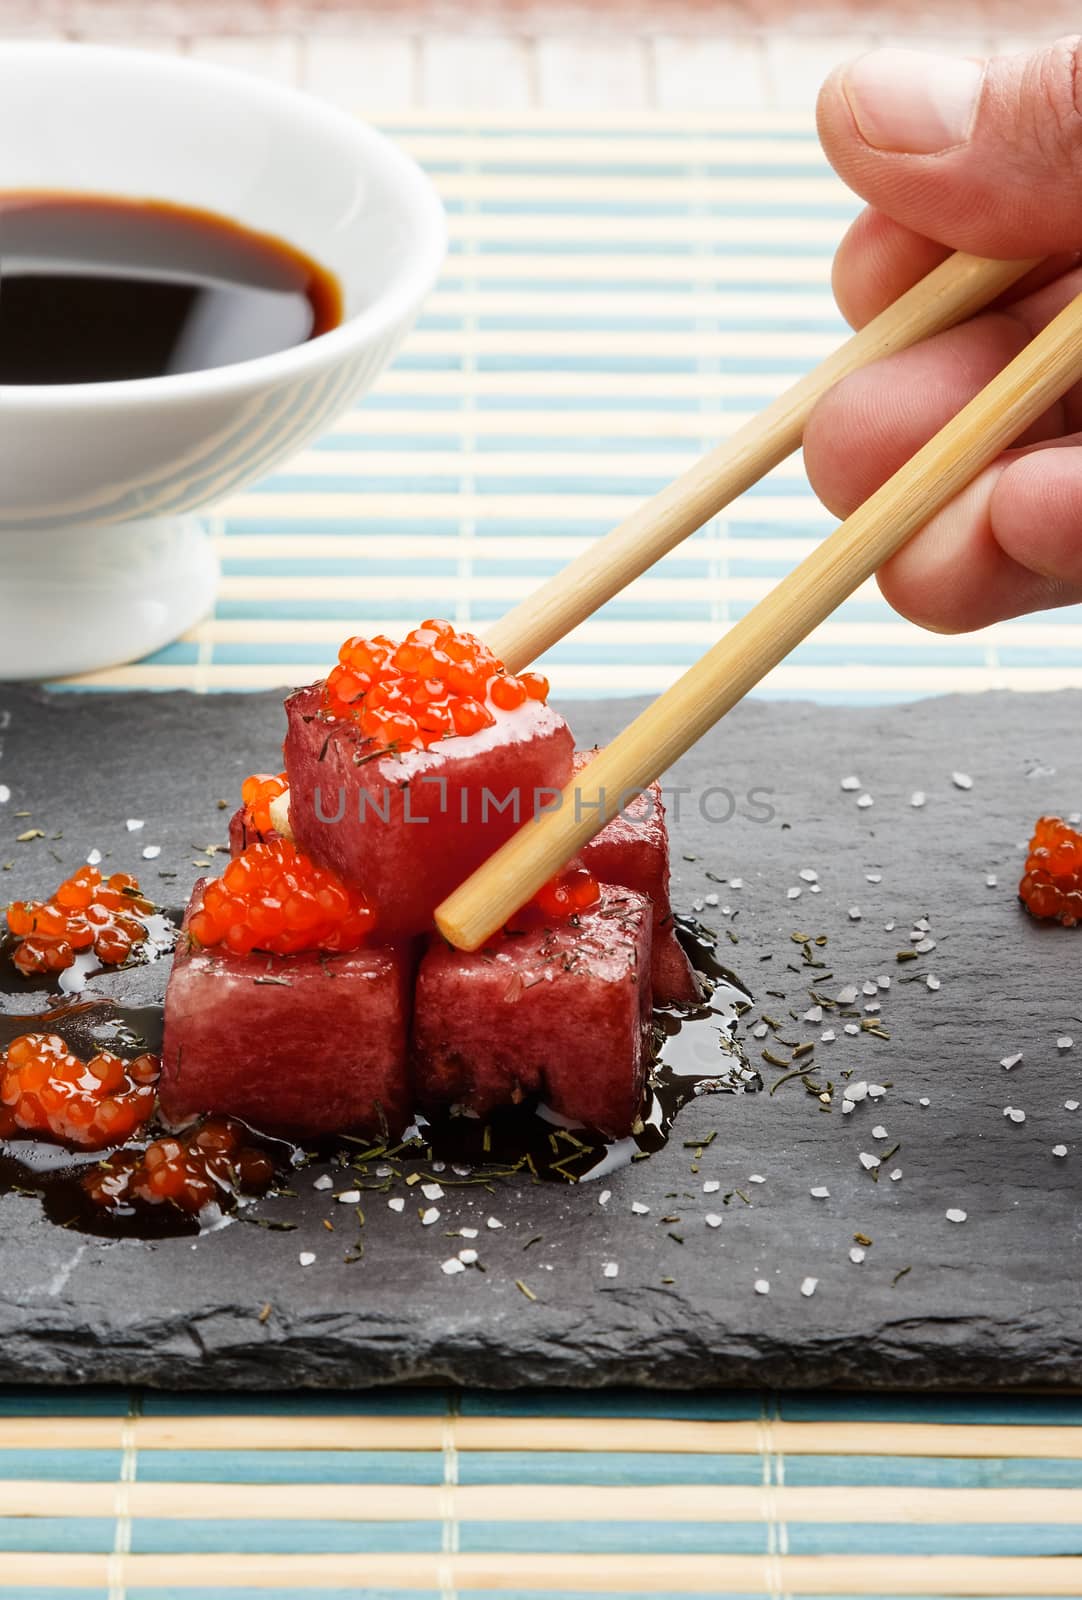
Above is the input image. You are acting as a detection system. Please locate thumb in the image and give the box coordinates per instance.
[817,37,1082,256]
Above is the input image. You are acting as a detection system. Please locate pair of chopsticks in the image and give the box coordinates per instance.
[436,251,1082,952]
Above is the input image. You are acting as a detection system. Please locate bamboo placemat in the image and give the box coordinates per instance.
[62,110,1082,703]
[3,1386,1082,1595]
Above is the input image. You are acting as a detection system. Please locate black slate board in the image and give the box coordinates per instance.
[0,683,1080,1391]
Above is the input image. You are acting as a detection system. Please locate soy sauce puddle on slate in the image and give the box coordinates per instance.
[0,914,759,1238]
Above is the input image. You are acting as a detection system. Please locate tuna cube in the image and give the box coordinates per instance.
[574,752,701,1006]
[283,683,574,936]
[160,883,414,1138]
[412,885,652,1136]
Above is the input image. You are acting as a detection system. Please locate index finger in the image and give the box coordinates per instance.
[832,206,1077,329]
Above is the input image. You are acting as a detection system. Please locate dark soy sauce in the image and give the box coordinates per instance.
[0,193,342,384]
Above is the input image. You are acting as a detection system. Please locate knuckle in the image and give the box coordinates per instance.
[1018,35,1082,170]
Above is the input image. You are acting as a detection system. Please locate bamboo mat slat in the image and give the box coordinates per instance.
[58,110,1082,702]
[5,1388,1082,1596]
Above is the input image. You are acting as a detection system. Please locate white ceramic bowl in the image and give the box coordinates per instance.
[0,42,445,680]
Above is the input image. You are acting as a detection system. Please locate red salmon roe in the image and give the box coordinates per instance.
[0,1032,159,1150]
[6,866,155,979]
[322,619,550,751]
[1019,815,1082,926]
[188,837,376,956]
[82,1117,275,1215]
[504,865,602,935]
[240,771,288,835]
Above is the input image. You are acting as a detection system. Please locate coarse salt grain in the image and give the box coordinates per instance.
[459,1227,479,1239]
[877,975,891,989]
[748,1174,765,1184]
[862,981,877,996]
[945,1208,967,1223]
[141,845,161,860]
[730,878,744,889]
[486,1216,504,1230]
[911,791,926,808]
[1066,1101,1080,1112]
[890,1169,903,1182]
[602,1261,619,1278]
[703,1180,721,1194]
[926,975,941,992]
[847,1081,868,1102]
[1000,1053,1023,1071]
[848,907,862,921]
[599,1190,611,1206]
[298,1252,316,1267]
[421,1207,440,1225]
[705,1214,722,1228]
[801,1277,818,1297]
[799,868,818,882]
[844,1024,860,1036]
[125,819,144,832]
[915,938,936,954]
[1053,1145,1069,1158]
[312,1175,333,1191]
[752,1023,769,1039]
[866,872,883,884]
[849,1247,865,1263]
[872,1125,888,1140]
[754,1279,770,1295]
[837,985,858,1004]
[441,1258,466,1276]
[421,1183,444,1201]
[804,1005,823,1023]
[952,772,973,790]
[458,1248,478,1265]
[86,848,102,866]
[787,887,802,900]
[841,1100,855,1115]
[919,1097,930,1107]
[868,1084,886,1099]
[841,775,861,791]
[1004,1107,1025,1123]
[705,892,719,906]
[986,875,997,888]
[810,1186,830,1199]
[857,793,874,809]
[631,1201,649,1215]
[1058,1037,1074,1051]
[859,1153,880,1171]
[388,1197,405,1213]
[336,1190,361,1205]
[821,1029,836,1043]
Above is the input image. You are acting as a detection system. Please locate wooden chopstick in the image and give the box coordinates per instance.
[437,290,1082,951]
[484,250,1038,674]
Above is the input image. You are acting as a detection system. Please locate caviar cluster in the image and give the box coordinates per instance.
[0,1032,159,1150]
[82,1117,276,1215]
[188,837,377,956]
[322,619,550,750]
[505,864,602,934]
[6,866,154,978]
[1019,815,1082,926]
[240,771,288,836]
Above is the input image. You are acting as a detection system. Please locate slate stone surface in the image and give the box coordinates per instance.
[0,683,1080,1391]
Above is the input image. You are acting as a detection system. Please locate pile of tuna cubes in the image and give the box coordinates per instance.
[161,683,699,1140]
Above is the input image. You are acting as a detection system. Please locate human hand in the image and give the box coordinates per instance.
[805,37,1082,631]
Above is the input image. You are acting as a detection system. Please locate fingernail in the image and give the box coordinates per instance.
[843,47,983,154]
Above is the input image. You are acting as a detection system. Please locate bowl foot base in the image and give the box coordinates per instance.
[0,516,219,681]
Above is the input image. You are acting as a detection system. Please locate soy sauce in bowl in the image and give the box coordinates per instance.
[0,192,342,384]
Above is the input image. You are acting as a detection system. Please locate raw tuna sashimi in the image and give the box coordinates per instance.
[284,682,574,936]
[573,752,701,1006]
[160,883,414,1138]
[412,884,652,1136]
